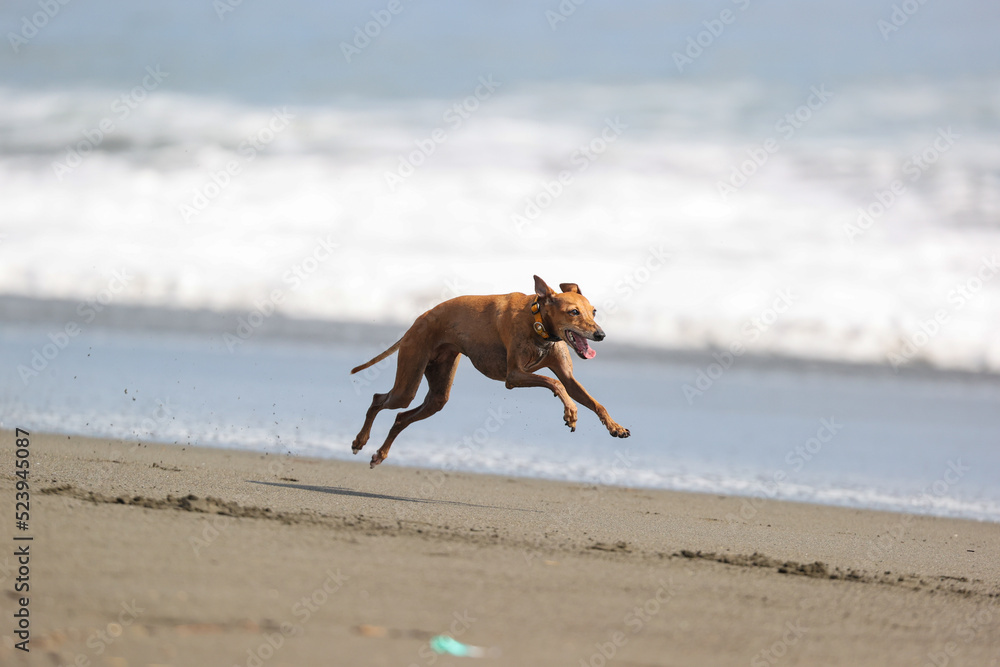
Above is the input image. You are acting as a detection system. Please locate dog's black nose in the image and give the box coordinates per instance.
[593,330,605,342]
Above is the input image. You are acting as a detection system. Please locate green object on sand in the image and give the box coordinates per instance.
[429,635,486,657]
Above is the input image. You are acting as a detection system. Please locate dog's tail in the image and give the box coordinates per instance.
[350,339,402,374]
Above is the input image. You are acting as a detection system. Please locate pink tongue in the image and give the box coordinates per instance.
[584,347,597,359]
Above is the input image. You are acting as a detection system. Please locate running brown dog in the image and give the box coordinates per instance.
[350,275,630,468]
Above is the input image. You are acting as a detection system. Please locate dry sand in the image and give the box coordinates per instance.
[1,430,998,666]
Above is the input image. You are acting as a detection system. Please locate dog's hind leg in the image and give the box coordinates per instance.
[352,340,429,455]
[370,348,460,468]
[351,391,388,454]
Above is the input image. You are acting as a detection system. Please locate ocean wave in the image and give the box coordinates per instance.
[9,405,999,523]
[1,81,999,372]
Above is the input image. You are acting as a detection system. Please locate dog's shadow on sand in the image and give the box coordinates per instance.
[248,480,542,513]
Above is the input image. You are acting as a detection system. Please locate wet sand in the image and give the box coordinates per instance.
[1,430,998,666]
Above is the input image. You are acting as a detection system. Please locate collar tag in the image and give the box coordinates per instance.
[531,298,559,341]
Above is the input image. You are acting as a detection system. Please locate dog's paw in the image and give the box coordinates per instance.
[563,404,578,432]
[369,453,384,469]
[352,432,371,454]
[607,422,630,438]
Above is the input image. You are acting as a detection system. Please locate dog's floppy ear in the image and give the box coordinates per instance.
[559,283,582,295]
[533,275,557,300]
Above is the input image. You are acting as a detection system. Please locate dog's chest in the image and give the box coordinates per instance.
[524,343,555,372]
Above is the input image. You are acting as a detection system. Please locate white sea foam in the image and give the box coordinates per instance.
[2,327,998,523]
[1,80,999,372]
[9,403,1000,523]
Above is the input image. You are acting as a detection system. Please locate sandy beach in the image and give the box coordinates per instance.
[5,1,1000,665]
[0,430,996,666]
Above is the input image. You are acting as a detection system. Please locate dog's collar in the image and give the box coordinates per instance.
[531,298,561,342]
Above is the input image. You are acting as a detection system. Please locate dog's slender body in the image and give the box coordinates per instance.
[350,276,630,468]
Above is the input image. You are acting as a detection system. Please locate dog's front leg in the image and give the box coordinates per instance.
[548,353,630,438]
[504,369,578,431]
[561,375,630,438]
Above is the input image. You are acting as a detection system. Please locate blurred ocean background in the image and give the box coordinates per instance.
[1,0,999,522]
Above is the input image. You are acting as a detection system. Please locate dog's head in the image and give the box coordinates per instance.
[533,275,605,359]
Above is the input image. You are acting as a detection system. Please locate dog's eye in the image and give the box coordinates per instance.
[571,309,580,316]
[592,309,597,316]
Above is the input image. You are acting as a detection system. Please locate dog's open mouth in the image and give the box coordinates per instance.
[564,330,597,359]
